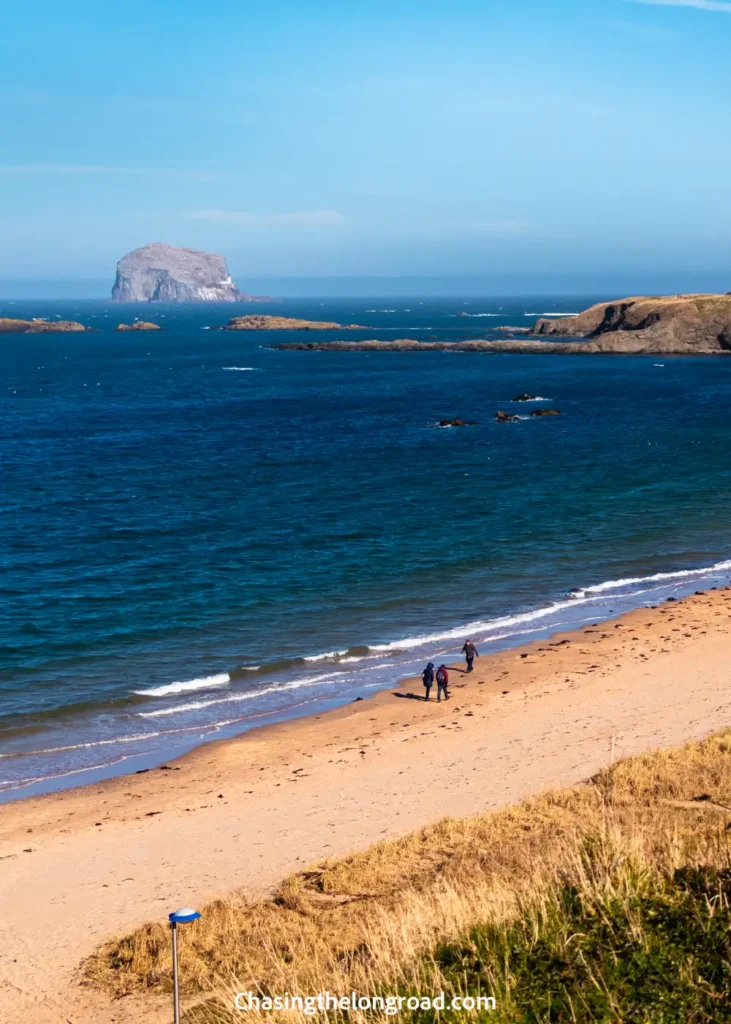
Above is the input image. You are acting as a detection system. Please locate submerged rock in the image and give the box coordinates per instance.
[512,393,537,402]
[112,243,248,302]
[530,408,561,417]
[0,318,87,333]
[438,418,475,428]
[115,321,162,331]
[495,410,520,422]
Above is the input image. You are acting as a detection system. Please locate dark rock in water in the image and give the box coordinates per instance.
[495,410,520,422]
[112,242,249,302]
[512,393,537,402]
[439,418,474,427]
[530,408,561,417]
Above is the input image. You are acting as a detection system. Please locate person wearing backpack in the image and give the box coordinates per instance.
[436,664,449,702]
[461,639,478,673]
[422,662,435,700]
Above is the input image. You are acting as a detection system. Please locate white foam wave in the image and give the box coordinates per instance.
[460,313,502,317]
[540,313,578,317]
[222,366,256,371]
[138,671,348,718]
[303,650,347,662]
[570,559,731,599]
[513,396,551,402]
[367,559,731,654]
[134,672,230,698]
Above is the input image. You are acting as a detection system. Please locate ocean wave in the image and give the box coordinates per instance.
[133,672,230,698]
[366,560,731,653]
[569,559,731,599]
[137,671,348,718]
[130,560,731,708]
[512,396,551,402]
[540,313,578,317]
[222,366,256,371]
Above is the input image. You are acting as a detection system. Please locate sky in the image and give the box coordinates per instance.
[1,0,730,294]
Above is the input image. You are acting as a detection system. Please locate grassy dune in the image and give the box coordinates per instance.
[84,730,731,1021]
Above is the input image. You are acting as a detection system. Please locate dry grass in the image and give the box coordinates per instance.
[83,729,731,1021]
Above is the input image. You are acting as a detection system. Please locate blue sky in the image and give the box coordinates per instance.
[1,0,730,291]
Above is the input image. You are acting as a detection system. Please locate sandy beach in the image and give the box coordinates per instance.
[1,587,730,1023]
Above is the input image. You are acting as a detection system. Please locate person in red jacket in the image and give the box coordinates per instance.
[436,664,449,702]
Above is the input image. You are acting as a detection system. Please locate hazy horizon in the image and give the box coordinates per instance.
[1,269,730,301]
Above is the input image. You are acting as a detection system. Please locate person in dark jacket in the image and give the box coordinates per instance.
[436,664,449,702]
[461,640,478,673]
[422,662,435,700]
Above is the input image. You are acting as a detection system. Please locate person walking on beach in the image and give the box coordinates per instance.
[436,664,449,702]
[422,662,435,700]
[462,639,478,673]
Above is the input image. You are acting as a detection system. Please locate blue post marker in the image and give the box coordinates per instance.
[169,907,201,1024]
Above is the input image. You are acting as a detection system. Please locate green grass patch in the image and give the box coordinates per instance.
[406,860,731,1023]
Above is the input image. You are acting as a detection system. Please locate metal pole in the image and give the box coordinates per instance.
[171,920,180,1024]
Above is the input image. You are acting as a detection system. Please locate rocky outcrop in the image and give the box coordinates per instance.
[0,318,87,333]
[222,315,365,331]
[115,322,162,331]
[495,411,520,422]
[531,294,731,353]
[112,243,248,302]
[512,393,537,402]
[438,418,475,427]
[276,294,731,355]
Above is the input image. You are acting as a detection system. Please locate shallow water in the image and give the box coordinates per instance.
[1,296,730,798]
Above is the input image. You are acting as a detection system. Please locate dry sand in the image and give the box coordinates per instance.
[1,587,730,1023]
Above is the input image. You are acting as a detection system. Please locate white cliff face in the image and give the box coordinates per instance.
[111,243,248,302]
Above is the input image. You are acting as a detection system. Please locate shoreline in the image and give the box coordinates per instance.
[1,587,731,1022]
[4,557,731,804]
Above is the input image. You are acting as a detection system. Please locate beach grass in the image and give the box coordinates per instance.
[84,729,731,1021]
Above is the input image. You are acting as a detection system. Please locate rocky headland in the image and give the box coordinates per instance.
[275,294,731,355]
[0,318,87,333]
[112,243,249,302]
[115,322,162,331]
[531,294,731,352]
[222,315,366,330]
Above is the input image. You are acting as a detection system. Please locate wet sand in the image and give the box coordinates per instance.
[1,587,730,1023]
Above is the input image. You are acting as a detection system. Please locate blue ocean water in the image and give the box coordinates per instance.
[1,296,730,800]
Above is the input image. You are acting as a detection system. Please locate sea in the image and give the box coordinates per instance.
[1,296,730,801]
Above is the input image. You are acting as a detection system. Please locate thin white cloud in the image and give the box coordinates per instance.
[185,209,345,226]
[626,0,731,11]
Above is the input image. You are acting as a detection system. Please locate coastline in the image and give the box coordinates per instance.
[4,556,731,803]
[2,586,731,1023]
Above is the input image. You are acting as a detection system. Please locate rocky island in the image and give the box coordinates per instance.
[115,322,162,331]
[222,315,366,330]
[274,294,731,355]
[0,318,87,333]
[112,243,250,302]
